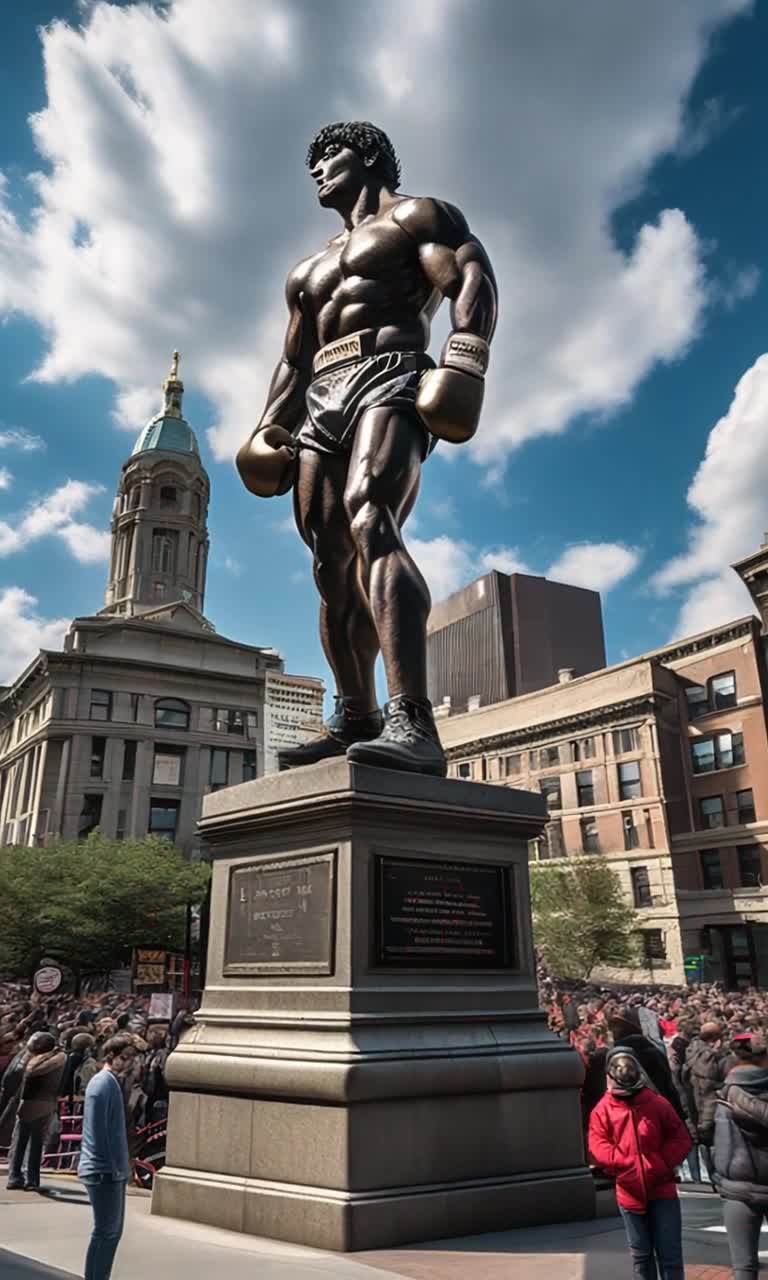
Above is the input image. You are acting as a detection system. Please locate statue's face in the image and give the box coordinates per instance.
[310,141,368,210]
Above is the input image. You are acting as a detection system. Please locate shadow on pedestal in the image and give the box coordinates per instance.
[152,760,595,1249]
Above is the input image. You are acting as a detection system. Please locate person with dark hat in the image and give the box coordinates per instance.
[582,1006,685,1123]
[713,1031,768,1280]
[589,1047,691,1280]
[5,1030,66,1191]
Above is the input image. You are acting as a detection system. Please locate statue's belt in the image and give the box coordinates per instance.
[312,329,380,375]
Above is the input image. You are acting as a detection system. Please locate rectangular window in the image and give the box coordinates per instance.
[90,736,106,780]
[618,761,642,801]
[242,750,257,782]
[153,746,185,787]
[644,809,655,848]
[631,866,652,908]
[504,754,521,777]
[546,819,565,858]
[690,732,743,773]
[79,793,103,837]
[700,795,725,829]
[209,747,229,790]
[457,762,472,779]
[122,740,136,782]
[89,689,112,722]
[214,708,245,735]
[148,799,180,841]
[624,813,640,850]
[541,744,560,767]
[700,849,724,890]
[711,671,737,710]
[540,776,562,810]
[581,817,600,853]
[642,929,666,961]
[738,845,762,888]
[613,727,638,755]
[576,770,594,806]
[116,809,127,841]
[685,685,709,720]
[570,736,596,762]
[736,789,756,824]
[717,731,745,769]
[129,693,140,723]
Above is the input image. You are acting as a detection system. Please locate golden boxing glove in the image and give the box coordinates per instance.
[236,424,296,498]
[415,332,490,444]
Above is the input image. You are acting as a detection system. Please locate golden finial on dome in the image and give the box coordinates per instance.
[163,349,184,417]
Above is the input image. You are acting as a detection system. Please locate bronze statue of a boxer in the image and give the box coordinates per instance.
[237,122,497,776]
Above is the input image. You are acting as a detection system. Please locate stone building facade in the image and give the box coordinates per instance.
[438,593,768,988]
[0,355,323,856]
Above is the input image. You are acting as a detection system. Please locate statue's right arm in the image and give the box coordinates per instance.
[236,274,313,498]
[257,274,314,431]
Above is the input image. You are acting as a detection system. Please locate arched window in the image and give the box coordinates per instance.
[160,485,178,510]
[154,698,190,730]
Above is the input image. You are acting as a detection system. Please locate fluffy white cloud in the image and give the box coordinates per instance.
[547,542,642,593]
[0,587,70,683]
[0,428,44,451]
[0,0,750,468]
[0,479,108,562]
[652,353,768,636]
[0,468,12,491]
[409,535,637,604]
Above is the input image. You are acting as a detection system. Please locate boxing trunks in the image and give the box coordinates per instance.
[295,329,436,458]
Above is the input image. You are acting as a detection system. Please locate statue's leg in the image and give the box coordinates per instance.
[343,405,428,703]
[294,446,380,713]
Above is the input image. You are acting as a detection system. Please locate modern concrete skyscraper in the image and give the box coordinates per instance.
[427,570,606,715]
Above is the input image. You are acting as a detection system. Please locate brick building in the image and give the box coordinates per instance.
[437,583,768,987]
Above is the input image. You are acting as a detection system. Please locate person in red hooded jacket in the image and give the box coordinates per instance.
[589,1046,692,1280]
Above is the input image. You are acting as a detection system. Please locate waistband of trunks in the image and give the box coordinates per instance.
[312,329,381,375]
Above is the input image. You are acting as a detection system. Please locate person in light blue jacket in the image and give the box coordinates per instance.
[78,1034,137,1280]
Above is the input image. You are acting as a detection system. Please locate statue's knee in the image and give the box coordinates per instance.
[349,501,385,554]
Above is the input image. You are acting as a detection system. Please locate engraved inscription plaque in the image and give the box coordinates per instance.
[376,855,515,969]
[224,851,336,976]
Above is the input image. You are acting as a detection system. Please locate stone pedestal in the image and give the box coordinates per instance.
[152,760,594,1250]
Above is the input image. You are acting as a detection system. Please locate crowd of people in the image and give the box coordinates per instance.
[542,974,768,1279]
[0,982,195,1191]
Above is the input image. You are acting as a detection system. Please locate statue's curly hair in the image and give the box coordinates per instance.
[306,121,401,190]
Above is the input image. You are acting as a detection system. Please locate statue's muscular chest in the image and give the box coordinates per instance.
[297,217,418,315]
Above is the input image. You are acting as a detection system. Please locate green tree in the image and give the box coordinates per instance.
[0,832,210,979]
[530,856,641,979]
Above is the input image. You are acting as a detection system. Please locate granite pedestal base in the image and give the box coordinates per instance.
[152,760,594,1250]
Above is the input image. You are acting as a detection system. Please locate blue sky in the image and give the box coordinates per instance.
[1,1,767,702]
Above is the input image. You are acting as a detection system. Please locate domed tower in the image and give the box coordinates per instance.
[102,352,210,619]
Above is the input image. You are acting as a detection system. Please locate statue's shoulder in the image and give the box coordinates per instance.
[392,195,469,247]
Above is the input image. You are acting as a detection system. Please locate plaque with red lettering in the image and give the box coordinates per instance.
[224,851,336,975]
[376,856,514,968]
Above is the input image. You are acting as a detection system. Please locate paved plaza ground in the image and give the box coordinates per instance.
[0,1176,758,1279]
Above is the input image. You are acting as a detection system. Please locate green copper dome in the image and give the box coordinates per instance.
[131,351,199,457]
[132,414,200,457]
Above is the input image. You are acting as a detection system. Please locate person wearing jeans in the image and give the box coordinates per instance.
[78,1034,136,1280]
[589,1046,692,1280]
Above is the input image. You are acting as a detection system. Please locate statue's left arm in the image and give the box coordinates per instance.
[393,198,498,443]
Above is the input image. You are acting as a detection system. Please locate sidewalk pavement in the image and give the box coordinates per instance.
[0,1177,732,1280]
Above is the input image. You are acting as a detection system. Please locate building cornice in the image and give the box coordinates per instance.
[649,618,757,666]
[442,693,662,759]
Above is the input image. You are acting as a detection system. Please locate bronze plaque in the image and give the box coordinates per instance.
[224,852,336,975]
[376,855,515,969]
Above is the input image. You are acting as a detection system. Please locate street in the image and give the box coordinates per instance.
[0,1179,759,1280]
